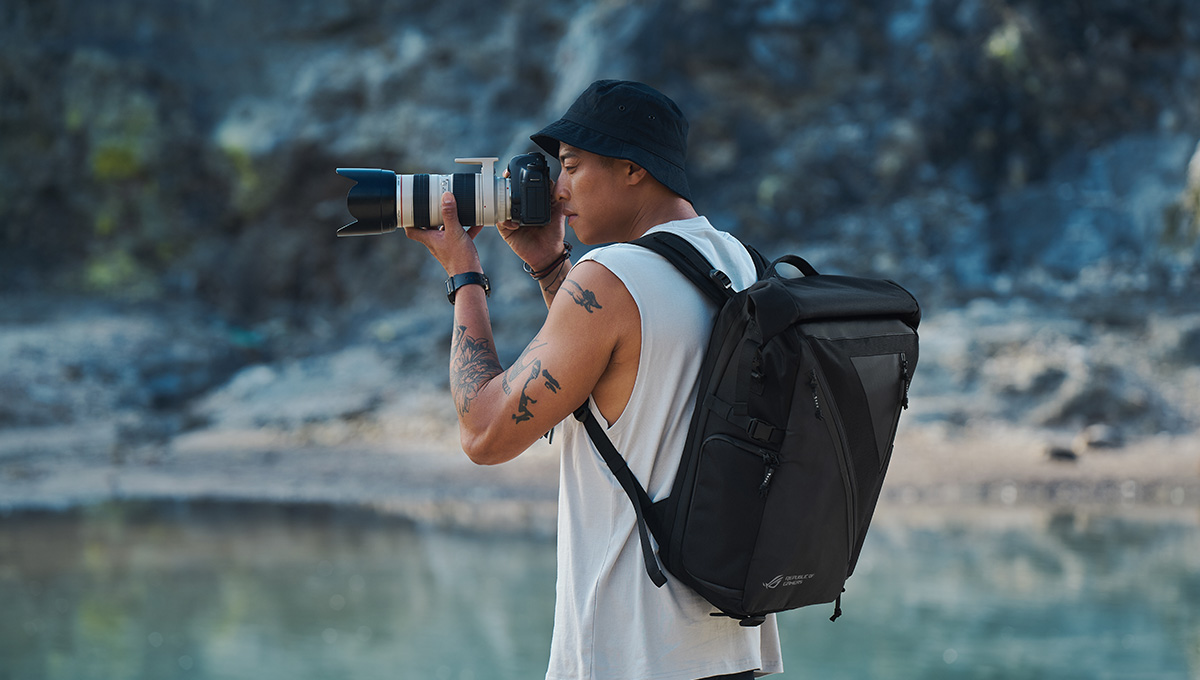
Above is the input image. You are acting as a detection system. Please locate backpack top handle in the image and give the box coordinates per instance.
[770,254,820,278]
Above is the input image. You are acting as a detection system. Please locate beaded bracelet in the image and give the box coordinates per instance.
[523,242,573,281]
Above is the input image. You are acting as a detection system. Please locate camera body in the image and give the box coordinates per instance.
[335,153,552,236]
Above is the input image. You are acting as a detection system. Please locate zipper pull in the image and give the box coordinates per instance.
[900,354,911,410]
[758,453,779,497]
[809,370,824,421]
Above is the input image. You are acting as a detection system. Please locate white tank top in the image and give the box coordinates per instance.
[546,217,783,680]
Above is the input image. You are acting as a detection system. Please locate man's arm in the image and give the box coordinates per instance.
[532,253,572,309]
[449,259,636,464]
[496,216,571,310]
[407,192,637,465]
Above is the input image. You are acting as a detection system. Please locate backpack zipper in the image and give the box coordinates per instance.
[758,450,780,497]
[707,435,780,498]
[808,371,824,421]
[809,367,858,561]
[900,353,911,410]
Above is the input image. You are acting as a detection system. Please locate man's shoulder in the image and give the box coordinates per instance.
[628,217,759,289]
[587,216,725,256]
[577,240,656,267]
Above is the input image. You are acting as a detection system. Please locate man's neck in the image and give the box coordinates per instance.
[623,196,699,241]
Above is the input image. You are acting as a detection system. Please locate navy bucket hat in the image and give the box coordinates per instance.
[531,80,692,203]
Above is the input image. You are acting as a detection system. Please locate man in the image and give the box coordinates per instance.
[407,80,783,680]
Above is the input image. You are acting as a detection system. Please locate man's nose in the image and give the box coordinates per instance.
[553,175,569,201]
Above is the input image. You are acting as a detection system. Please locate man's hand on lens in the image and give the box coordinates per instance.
[404,192,485,277]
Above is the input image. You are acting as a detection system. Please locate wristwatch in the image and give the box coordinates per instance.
[445,271,490,304]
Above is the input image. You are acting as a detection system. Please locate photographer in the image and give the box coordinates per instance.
[406,80,783,680]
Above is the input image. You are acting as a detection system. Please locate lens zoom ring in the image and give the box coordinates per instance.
[412,174,431,229]
[452,173,476,227]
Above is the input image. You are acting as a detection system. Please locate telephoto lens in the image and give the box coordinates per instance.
[335,154,552,237]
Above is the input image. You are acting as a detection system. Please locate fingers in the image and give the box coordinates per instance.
[440,191,462,231]
[402,193,460,246]
[402,192,460,243]
[443,192,486,239]
[403,192,483,276]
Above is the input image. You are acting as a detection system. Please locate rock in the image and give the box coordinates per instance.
[1,0,1198,467]
[190,346,396,431]
[1046,445,1078,463]
[1032,362,1178,436]
[1163,140,1200,247]
[1,0,1199,317]
[1073,424,1125,452]
[0,297,254,429]
[908,302,1196,437]
[1170,317,1200,365]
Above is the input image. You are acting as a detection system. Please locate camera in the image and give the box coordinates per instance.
[335,153,552,236]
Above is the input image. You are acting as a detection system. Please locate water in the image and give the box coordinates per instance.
[1,503,555,680]
[1,502,1197,679]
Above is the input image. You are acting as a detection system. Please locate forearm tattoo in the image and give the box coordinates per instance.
[450,324,503,417]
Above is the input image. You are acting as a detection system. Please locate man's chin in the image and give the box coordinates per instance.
[566,216,588,242]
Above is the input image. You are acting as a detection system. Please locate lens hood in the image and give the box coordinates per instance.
[336,168,397,236]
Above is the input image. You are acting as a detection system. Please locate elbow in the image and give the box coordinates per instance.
[464,447,504,466]
[460,429,512,466]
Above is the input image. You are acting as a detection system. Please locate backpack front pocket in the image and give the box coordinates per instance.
[681,434,777,592]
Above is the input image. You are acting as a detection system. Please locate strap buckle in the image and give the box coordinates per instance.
[747,418,777,443]
[708,268,733,290]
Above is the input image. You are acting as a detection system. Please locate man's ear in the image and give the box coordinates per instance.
[623,161,648,186]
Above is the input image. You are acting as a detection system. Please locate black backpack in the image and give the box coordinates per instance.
[573,232,920,626]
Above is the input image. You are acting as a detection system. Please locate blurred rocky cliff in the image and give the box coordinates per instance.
[5,0,1199,312]
[2,0,1200,471]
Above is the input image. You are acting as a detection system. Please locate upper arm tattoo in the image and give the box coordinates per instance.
[512,364,561,424]
[503,340,547,395]
[503,340,563,425]
[450,324,503,417]
[563,280,603,313]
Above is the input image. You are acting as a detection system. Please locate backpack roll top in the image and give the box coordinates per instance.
[750,257,921,340]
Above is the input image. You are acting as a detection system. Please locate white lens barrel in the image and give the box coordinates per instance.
[397,173,448,229]
[394,158,513,229]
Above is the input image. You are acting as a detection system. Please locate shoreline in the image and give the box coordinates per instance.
[2,420,1196,533]
[1,294,1197,532]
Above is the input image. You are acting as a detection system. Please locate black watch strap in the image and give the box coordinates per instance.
[445,272,490,304]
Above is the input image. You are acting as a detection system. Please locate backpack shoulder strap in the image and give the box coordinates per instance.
[744,242,769,279]
[573,230,764,589]
[572,403,667,587]
[630,232,737,304]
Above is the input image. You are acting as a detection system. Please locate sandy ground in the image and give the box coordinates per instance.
[3,295,1198,532]
[2,416,1196,533]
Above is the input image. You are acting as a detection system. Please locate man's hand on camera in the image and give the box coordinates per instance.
[497,171,568,273]
[404,192,485,277]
